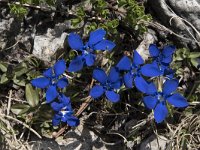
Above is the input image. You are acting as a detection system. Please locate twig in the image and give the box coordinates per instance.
[107,132,128,143]
[0,114,42,139]
[63,73,85,84]
[139,20,200,46]
[3,41,19,51]
[0,94,26,103]
[75,96,92,117]
[7,90,12,116]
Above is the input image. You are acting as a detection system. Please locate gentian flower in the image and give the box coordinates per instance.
[31,60,68,103]
[51,94,79,127]
[116,50,149,93]
[90,67,121,102]
[67,29,116,72]
[141,44,175,77]
[143,79,188,123]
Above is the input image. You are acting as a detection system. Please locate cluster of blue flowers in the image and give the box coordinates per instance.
[31,29,189,127]
[31,60,79,126]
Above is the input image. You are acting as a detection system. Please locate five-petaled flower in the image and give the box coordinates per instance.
[116,50,149,93]
[31,60,68,103]
[51,94,79,127]
[67,29,116,72]
[141,44,175,78]
[143,79,188,123]
[90,67,121,102]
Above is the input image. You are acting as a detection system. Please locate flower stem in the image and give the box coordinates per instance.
[158,76,163,92]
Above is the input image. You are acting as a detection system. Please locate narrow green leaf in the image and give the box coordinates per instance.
[190,58,200,70]
[0,73,9,84]
[25,83,39,107]
[11,104,30,115]
[188,52,200,58]
[0,62,8,72]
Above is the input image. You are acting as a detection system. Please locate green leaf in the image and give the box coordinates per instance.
[11,104,30,115]
[190,58,200,70]
[0,73,9,84]
[0,120,8,132]
[25,83,39,107]
[71,17,82,27]
[0,62,8,72]
[188,52,200,59]
[14,63,29,77]
[13,76,26,86]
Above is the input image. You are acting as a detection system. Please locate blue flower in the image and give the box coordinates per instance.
[90,67,121,102]
[67,29,116,72]
[116,50,149,93]
[141,44,176,77]
[31,60,68,103]
[143,79,188,123]
[51,94,71,111]
[51,94,79,127]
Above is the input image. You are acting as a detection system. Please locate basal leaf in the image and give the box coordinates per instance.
[11,104,30,115]
[0,62,8,72]
[25,83,39,107]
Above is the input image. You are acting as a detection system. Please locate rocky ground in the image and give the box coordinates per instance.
[0,0,200,150]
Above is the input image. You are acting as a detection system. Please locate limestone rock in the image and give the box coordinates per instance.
[147,0,200,49]
[33,30,67,61]
[140,134,168,150]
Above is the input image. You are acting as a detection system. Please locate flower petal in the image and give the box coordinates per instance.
[46,85,58,103]
[162,56,173,64]
[154,102,168,123]
[57,77,68,88]
[58,94,71,105]
[134,76,148,93]
[124,72,133,88]
[43,68,53,78]
[111,80,122,89]
[162,45,176,58]
[31,77,50,88]
[68,56,84,72]
[88,29,106,46]
[164,68,174,79]
[90,85,104,99]
[143,96,158,109]
[149,44,160,57]
[93,68,107,84]
[94,40,116,51]
[51,102,63,111]
[147,83,157,95]
[105,90,120,103]
[108,67,120,83]
[163,79,179,95]
[52,114,61,126]
[85,54,95,66]
[116,56,131,71]
[54,59,66,76]
[67,116,80,127]
[133,50,144,65]
[141,63,162,77]
[68,33,83,50]
[167,93,188,107]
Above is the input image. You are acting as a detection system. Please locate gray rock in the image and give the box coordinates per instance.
[147,0,200,49]
[32,21,71,61]
[0,19,10,50]
[136,31,157,61]
[31,123,124,150]
[140,134,168,150]
[0,17,21,51]
[33,30,67,61]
